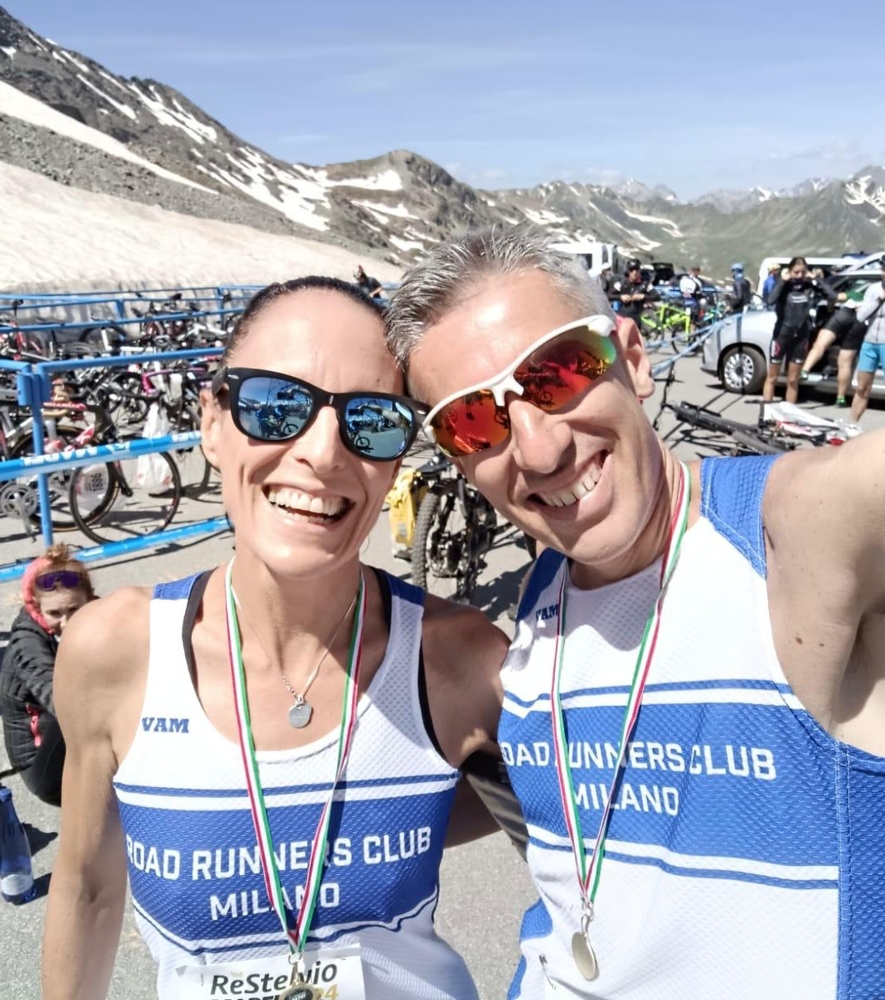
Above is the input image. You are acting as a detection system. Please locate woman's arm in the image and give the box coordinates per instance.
[42,589,149,1000]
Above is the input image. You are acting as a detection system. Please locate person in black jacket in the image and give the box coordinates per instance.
[763,256,837,404]
[726,263,753,313]
[0,544,95,805]
[616,258,658,334]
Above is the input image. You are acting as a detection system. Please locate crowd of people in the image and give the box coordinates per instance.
[0,230,882,1000]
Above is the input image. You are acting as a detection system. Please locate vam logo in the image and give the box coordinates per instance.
[536,604,559,623]
[141,717,190,734]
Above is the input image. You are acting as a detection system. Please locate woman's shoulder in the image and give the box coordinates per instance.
[421,594,510,677]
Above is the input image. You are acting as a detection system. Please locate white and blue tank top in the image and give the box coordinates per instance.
[113,569,476,1000]
[501,455,885,999]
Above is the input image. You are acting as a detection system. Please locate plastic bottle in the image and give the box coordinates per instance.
[0,786,36,904]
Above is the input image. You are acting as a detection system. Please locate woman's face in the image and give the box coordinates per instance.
[201,289,404,582]
[38,586,89,635]
[789,261,808,281]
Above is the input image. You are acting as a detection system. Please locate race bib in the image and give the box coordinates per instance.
[177,946,365,1000]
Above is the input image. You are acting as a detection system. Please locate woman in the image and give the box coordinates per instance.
[0,544,94,806]
[763,256,836,403]
[42,276,508,1000]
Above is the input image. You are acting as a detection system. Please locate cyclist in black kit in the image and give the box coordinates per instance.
[763,256,836,404]
[616,259,658,335]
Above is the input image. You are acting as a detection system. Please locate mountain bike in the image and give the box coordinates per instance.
[401,453,499,603]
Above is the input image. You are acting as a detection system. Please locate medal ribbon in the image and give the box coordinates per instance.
[224,560,366,959]
[549,462,691,916]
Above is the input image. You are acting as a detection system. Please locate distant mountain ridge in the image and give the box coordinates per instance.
[1,5,884,278]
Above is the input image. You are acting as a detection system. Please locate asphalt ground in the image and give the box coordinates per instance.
[1,347,883,999]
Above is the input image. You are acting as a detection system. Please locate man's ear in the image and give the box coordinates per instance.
[199,387,223,470]
[614,316,654,401]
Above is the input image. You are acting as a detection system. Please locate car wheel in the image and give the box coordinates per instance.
[720,344,767,395]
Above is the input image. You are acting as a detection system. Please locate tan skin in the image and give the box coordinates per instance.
[407,269,885,756]
[42,289,508,1000]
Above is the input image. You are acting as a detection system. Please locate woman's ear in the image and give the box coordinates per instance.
[614,316,655,402]
[199,388,223,470]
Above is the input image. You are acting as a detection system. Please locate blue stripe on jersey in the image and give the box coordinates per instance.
[516,547,565,624]
[385,570,425,607]
[507,900,552,1000]
[700,455,779,577]
[504,677,794,708]
[153,573,203,600]
[116,772,457,798]
[835,745,885,998]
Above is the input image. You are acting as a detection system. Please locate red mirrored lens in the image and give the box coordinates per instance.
[430,326,616,458]
[431,390,509,457]
[516,330,616,411]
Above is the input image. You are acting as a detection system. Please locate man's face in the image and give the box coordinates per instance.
[627,266,641,283]
[407,271,666,569]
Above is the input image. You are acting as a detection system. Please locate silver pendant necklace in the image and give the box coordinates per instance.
[231,585,359,729]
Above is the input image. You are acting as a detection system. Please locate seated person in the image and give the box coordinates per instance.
[0,545,95,806]
[355,264,385,300]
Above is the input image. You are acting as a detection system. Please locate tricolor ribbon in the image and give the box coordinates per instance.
[224,560,366,961]
[549,462,691,919]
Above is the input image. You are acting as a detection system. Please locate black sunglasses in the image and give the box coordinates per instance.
[212,367,424,462]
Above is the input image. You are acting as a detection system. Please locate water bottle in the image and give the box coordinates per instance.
[0,786,36,904]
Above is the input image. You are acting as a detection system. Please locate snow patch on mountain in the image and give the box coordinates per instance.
[76,73,137,120]
[129,83,218,144]
[0,80,211,192]
[622,208,684,239]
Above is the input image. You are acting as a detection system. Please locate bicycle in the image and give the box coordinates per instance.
[385,449,511,603]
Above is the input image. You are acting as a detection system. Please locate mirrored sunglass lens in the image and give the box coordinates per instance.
[37,571,81,590]
[344,397,414,458]
[516,328,616,409]
[237,377,313,440]
[431,390,509,457]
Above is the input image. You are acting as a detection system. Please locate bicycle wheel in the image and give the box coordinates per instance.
[69,453,182,545]
[412,487,495,603]
[8,439,79,531]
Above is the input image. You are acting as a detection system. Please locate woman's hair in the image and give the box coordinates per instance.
[788,256,808,271]
[22,543,96,631]
[221,275,384,365]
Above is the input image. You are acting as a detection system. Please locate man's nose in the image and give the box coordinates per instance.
[507,397,571,475]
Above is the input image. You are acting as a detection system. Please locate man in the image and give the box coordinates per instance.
[850,261,885,422]
[615,258,656,333]
[727,262,753,312]
[355,264,385,300]
[762,262,781,306]
[385,226,885,1000]
[678,265,704,322]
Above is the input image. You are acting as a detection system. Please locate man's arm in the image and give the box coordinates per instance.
[42,589,149,1000]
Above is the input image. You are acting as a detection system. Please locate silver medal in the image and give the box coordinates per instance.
[288,700,313,729]
[571,930,599,981]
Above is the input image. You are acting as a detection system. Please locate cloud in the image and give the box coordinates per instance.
[768,139,871,162]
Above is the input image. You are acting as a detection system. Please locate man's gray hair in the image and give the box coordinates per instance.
[384,224,614,369]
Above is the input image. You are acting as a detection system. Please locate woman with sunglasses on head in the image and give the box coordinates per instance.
[43,276,509,1000]
[0,544,95,807]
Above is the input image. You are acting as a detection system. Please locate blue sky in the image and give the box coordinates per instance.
[11,0,885,199]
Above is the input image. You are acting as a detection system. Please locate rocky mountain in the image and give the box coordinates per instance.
[1,5,883,282]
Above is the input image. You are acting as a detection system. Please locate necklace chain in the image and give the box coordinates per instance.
[231,584,359,706]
